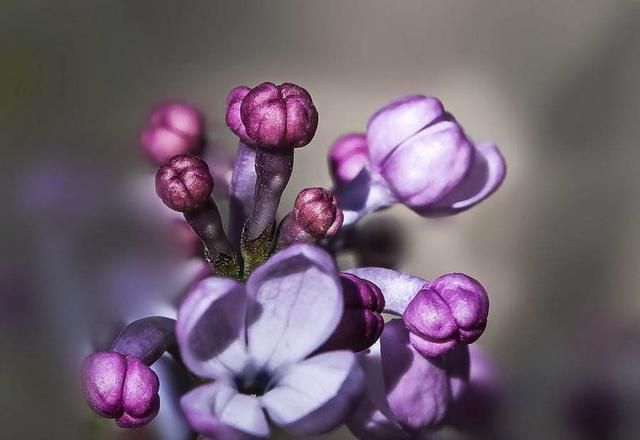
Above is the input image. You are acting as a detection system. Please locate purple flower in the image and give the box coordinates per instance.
[346,319,468,439]
[347,268,489,357]
[319,273,385,353]
[155,154,214,212]
[226,82,318,150]
[140,101,205,165]
[329,133,370,185]
[367,95,506,216]
[335,95,506,225]
[447,345,504,435]
[403,273,489,357]
[176,244,364,438]
[276,187,344,249]
[82,352,160,428]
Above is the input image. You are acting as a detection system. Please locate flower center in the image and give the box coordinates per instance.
[235,370,273,397]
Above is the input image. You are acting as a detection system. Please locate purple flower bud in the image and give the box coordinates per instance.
[81,352,160,428]
[320,273,385,353]
[295,187,343,238]
[328,133,370,185]
[366,95,506,216]
[155,154,214,212]
[225,86,252,144]
[403,273,489,357]
[235,82,318,150]
[140,101,205,165]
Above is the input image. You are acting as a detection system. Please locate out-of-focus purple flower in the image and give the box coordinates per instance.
[155,154,214,212]
[564,382,620,440]
[140,101,205,165]
[347,319,466,439]
[404,273,489,357]
[319,273,385,353]
[346,268,489,357]
[329,133,370,185]
[177,244,364,438]
[82,352,160,428]
[366,95,506,216]
[277,188,344,249]
[447,345,503,435]
[227,82,318,150]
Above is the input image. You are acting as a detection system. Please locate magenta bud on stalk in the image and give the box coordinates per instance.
[276,187,344,249]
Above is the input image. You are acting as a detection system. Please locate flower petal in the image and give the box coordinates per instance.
[346,341,410,440]
[260,351,364,435]
[420,141,506,216]
[367,96,445,167]
[245,244,342,370]
[381,320,450,433]
[180,382,269,439]
[176,277,248,379]
[345,267,428,315]
[381,120,474,209]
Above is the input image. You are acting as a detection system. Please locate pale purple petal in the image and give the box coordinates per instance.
[380,121,474,209]
[335,169,397,226]
[245,244,343,370]
[180,382,268,439]
[381,320,450,433]
[329,133,371,185]
[260,351,364,435]
[176,277,248,379]
[345,267,428,315]
[419,141,506,216]
[367,96,445,167]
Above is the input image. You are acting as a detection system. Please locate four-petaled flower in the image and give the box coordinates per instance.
[177,244,365,439]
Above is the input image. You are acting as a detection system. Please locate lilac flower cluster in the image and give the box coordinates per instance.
[81,82,506,438]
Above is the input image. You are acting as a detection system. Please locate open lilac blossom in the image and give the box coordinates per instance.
[336,95,506,225]
[319,273,385,353]
[276,187,344,249]
[347,319,469,439]
[140,101,205,165]
[329,133,370,185]
[176,244,365,438]
[81,317,176,428]
[347,268,489,356]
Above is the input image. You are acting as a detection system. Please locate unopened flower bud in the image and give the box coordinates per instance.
[320,273,385,352]
[238,82,318,150]
[140,101,205,165]
[81,352,160,428]
[328,133,370,185]
[155,154,214,212]
[367,95,506,216]
[403,273,489,357]
[276,188,343,249]
[295,187,343,238]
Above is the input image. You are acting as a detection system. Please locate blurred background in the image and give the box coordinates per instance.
[2,0,640,438]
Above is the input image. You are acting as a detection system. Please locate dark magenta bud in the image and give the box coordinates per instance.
[320,273,385,353]
[403,273,489,357]
[295,187,343,238]
[235,82,318,150]
[155,154,214,212]
[81,352,160,428]
[328,133,370,185]
[140,101,205,165]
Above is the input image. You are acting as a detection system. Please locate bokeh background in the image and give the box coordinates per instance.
[2,1,640,438]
